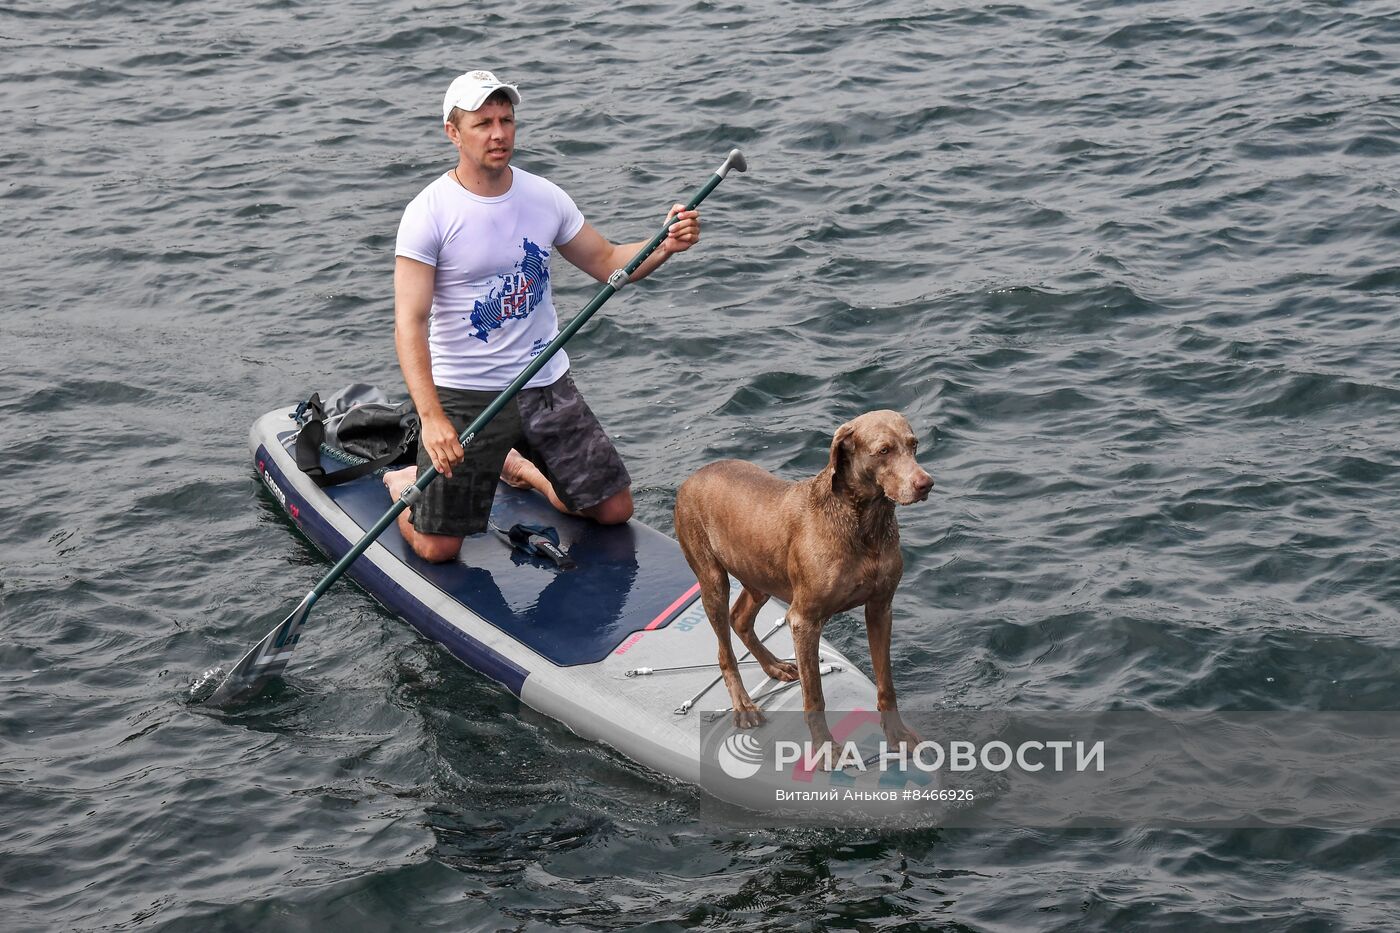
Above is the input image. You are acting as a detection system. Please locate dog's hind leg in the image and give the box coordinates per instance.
[731,586,798,683]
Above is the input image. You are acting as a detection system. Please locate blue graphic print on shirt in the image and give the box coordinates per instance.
[468,238,551,343]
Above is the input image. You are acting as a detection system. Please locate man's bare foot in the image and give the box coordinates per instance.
[500,449,574,514]
[501,449,545,491]
[384,465,417,500]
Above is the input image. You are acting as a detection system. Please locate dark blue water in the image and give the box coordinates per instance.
[4,0,1400,928]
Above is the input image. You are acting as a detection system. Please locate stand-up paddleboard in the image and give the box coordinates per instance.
[251,405,937,819]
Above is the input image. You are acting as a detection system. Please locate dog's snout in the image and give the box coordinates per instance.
[912,471,933,500]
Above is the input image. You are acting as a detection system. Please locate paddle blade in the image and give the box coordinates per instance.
[204,593,315,707]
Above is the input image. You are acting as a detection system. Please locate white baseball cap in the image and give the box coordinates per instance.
[442,70,521,123]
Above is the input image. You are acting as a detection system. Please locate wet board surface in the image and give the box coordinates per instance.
[277,429,701,667]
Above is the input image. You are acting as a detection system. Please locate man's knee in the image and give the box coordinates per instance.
[584,488,633,526]
[412,532,464,563]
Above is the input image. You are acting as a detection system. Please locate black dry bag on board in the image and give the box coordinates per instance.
[292,384,419,487]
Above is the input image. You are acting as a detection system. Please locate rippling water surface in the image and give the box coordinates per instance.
[4,0,1400,929]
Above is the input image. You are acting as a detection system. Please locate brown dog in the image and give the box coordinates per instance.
[674,410,932,762]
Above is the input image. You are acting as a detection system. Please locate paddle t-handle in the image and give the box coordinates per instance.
[716,148,748,179]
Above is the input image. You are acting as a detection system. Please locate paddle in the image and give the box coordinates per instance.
[203,148,748,707]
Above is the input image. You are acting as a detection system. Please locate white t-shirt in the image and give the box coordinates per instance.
[395,167,586,390]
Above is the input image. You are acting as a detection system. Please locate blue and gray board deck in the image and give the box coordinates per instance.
[252,406,915,811]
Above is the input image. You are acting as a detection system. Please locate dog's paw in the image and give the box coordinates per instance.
[802,739,842,772]
[881,720,922,752]
[761,659,799,682]
[732,703,766,729]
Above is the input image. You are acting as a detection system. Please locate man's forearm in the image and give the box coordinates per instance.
[621,239,669,283]
[395,320,445,421]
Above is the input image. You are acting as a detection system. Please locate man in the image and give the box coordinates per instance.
[382,70,701,563]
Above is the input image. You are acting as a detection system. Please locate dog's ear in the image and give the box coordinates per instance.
[828,421,855,493]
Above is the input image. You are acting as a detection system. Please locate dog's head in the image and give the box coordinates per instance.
[827,410,933,505]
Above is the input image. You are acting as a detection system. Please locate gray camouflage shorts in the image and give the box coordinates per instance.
[411,372,631,537]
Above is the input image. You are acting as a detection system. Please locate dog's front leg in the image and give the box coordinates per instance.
[696,575,766,728]
[791,608,838,769]
[866,596,920,751]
